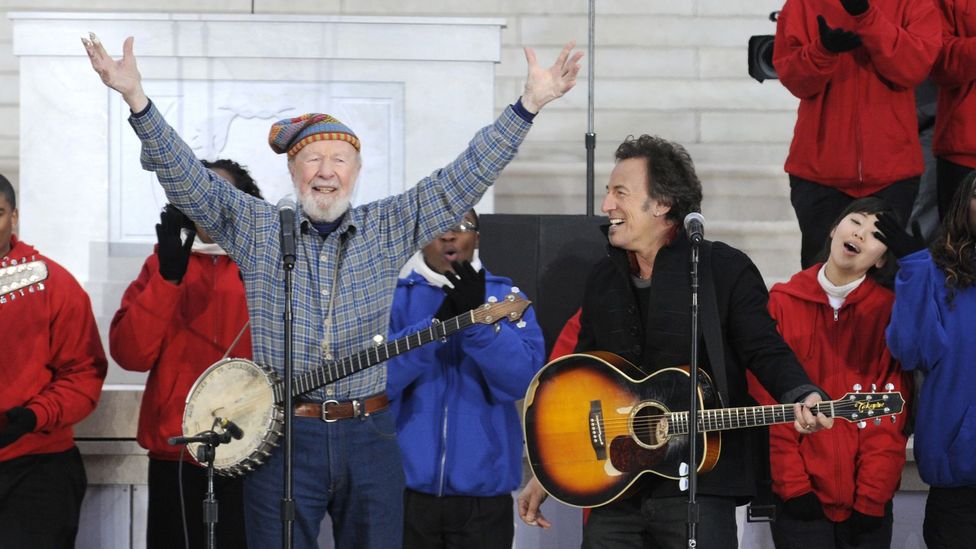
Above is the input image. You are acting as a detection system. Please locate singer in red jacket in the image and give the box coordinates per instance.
[774,0,942,267]
[748,197,910,548]
[110,159,261,549]
[0,176,107,549]
[931,0,976,219]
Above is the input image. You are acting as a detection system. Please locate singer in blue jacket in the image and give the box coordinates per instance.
[387,210,545,549]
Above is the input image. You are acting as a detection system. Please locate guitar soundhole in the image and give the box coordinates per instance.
[630,401,669,450]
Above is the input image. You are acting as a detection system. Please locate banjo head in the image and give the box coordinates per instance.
[182,358,282,474]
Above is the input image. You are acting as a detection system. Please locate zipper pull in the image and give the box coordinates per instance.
[833,308,839,322]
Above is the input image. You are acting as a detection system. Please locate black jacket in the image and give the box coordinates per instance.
[575,229,820,499]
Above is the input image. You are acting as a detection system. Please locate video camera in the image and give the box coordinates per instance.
[748,11,781,83]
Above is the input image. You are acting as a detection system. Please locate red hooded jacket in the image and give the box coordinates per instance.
[748,265,909,521]
[110,249,252,461]
[932,0,976,168]
[0,236,107,462]
[775,0,942,195]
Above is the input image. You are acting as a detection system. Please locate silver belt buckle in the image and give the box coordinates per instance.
[322,399,339,423]
[351,399,362,418]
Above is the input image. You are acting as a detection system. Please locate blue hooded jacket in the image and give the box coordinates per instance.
[386,268,545,497]
[887,249,976,487]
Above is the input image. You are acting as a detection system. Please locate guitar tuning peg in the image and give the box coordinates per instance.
[511,286,520,294]
[884,383,894,391]
[679,462,689,476]
[853,384,862,392]
[857,421,867,429]
[679,478,689,492]
[871,383,877,392]
[874,418,882,426]
[487,296,498,303]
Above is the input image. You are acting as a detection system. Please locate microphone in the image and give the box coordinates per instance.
[278,197,297,270]
[684,212,705,245]
[217,417,245,440]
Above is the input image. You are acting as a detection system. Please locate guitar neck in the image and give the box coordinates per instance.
[668,397,889,434]
[273,313,475,401]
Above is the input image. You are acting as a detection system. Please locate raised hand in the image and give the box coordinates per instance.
[521,41,584,114]
[873,213,927,259]
[81,33,149,112]
[817,15,863,53]
[442,260,486,314]
[156,205,195,284]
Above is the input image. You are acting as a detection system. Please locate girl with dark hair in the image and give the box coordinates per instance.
[886,171,976,548]
[749,197,910,548]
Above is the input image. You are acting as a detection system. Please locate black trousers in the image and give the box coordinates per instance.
[924,486,976,549]
[789,176,919,269]
[402,488,514,549]
[581,493,738,549]
[0,447,87,549]
[147,458,247,549]
[770,498,893,549]
[936,157,976,221]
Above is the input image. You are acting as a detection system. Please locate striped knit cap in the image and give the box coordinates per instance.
[268,113,361,156]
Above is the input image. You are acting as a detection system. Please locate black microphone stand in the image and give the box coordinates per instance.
[686,239,702,548]
[281,260,295,549]
[169,430,234,549]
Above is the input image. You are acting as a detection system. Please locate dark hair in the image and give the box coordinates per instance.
[202,159,263,199]
[466,208,479,228]
[931,171,976,306]
[614,135,702,225]
[814,197,899,287]
[0,173,15,210]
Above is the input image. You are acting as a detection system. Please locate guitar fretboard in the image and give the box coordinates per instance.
[271,313,474,402]
[667,396,897,434]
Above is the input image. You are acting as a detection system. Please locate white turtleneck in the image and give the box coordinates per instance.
[817,263,865,311]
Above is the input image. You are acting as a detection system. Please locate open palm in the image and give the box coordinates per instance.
[521,41,583,113]
[82,34,147,111]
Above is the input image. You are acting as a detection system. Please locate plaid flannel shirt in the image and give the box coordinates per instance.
[129,102,531,401]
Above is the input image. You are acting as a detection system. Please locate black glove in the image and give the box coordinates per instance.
[840,0,869,16]
[846,509,883,532]
[0,407,37,449]
[782,492,825,521]
[438,261,486,320]
[818,15,863,53]
[873,213,926,259]
[156,205,196,283]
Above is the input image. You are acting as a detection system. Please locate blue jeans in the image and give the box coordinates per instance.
[243,409,405,549]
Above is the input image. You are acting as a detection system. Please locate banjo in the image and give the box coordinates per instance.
[181,293,530,476]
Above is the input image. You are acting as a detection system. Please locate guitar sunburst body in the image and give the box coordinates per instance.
[523,352,904,508]
[523,352,720,508]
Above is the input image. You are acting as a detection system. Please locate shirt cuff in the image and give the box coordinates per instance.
[131,98,153,118]
[512,97,537,124]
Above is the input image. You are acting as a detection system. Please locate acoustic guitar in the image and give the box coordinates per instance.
[522,351,904,508]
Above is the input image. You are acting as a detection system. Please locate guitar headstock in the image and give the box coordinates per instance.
[0,260,49,299]
[833,391,904,426]
[471,293,530,325]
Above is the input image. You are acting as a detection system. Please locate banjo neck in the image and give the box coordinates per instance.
[271,293,530,402]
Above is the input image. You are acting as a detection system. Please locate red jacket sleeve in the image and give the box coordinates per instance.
[550,308,582,361]
[109,254,184,373]
[774,0,844,100]
[930,0,976,87]
[25,267,107,432]
[853,348,910,516]
[853,0,943,89]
